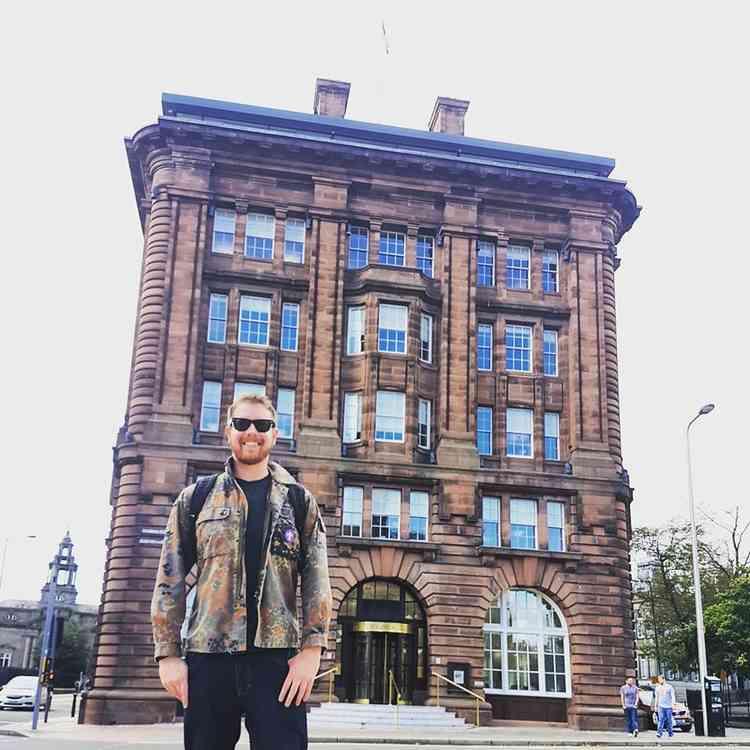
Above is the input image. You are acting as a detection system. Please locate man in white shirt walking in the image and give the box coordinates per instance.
[655,675,676,738]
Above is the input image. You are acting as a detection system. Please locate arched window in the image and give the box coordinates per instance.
[483,589,570,697]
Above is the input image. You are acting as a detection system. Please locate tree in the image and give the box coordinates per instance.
[704,575,750,675]
[633,522,717,673]
[52,619,94,688]
[632,506,750,678]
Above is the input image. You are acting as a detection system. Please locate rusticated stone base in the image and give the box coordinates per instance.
[80,689,177,725]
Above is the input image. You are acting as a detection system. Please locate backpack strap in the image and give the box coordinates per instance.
[183,473,219,573]
[287,483,310,570]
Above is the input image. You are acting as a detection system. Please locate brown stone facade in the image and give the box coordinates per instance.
[82,81,640,728]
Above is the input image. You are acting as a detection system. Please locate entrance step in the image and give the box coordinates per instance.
[309,703,467,727]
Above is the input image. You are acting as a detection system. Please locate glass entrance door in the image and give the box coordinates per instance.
[352,622,415,704]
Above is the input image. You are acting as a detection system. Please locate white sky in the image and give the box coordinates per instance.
[2,2,747,606]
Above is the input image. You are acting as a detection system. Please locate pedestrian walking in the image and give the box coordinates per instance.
[655,675,676,738]
[151,393,333,750]
[620,676,639,736]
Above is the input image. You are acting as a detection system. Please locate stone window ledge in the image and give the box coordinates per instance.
[336,536,440,561]
[477,546,581,570]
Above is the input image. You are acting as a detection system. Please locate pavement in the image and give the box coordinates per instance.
[1,706,750,750]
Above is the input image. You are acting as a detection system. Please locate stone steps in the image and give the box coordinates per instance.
[309,702,467,727]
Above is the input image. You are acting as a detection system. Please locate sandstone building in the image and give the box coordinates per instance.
[83,80,640,728]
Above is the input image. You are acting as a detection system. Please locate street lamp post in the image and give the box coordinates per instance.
[686,402,715,733]
[32,556,59,731]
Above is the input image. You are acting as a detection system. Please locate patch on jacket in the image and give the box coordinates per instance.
[271,522,300,560]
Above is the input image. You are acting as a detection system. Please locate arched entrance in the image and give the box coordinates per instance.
[335,579,427,705]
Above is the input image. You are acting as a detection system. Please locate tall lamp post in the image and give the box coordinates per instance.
[686,402,715,732]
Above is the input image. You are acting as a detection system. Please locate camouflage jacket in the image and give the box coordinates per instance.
[151,459,332,660]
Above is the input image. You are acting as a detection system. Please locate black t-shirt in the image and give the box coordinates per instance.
[235,473,272,649]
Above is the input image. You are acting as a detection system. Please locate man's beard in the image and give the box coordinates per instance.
[233,436,272,466]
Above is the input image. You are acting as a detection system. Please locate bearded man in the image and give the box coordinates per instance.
[151,393,332,750]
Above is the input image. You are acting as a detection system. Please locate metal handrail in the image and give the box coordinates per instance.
[388,669,403,726]
[314,666,338,703]
[431,671,483,726]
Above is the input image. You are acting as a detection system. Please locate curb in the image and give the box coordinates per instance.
[308,739,750,747]
[0,729,28,738]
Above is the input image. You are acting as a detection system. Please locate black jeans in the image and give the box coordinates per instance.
[185,649,307,750]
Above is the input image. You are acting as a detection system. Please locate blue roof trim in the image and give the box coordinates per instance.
[162,93,615,178]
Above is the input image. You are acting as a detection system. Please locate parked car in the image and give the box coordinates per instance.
[638,683,694,732]
[0,675,46,710]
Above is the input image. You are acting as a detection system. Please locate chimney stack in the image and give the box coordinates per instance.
[313,78,351,118]
[428,97,470,136]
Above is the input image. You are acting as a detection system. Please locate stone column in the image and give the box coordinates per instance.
[296,178,349,459]
[435,196,480,470]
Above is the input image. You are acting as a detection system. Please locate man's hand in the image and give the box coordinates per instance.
[278,647,321,707]
[158,656,188,707]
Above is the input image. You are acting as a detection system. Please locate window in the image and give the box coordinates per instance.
[378,304,408,354]
[420,313,433,363]
[238,296,271,346]
[372,488,401,539]
[542,250,559,293]
[477,241,495,287]
[547,501,565,552]
[208,294,228,344]
[483,496,500,547]
[379,230,405,266]
[418,398,431,449]
[543,330,558,377]
[506,325,532,373]
[342,487,363,537]
[348,226,369,269]
[478,323,493,371]
[212,208,236,254]
[507,407,533,458]
[284,217,305,263]
[0,652,11,668]
[281,302,300,351]
[409,491,429,541]
[245,212,275,260]
[484,590,569,696]
[200,381,222,432]
[375,391,405,442]
[416,235,434,277]
[277,388,295,439]
[234,382,265,399]
[346,306,365,355]
[477,406,493,455]
[510,499,537,549]
[507,245,531,289]
[343,392,362,443]
[544,412,560,461]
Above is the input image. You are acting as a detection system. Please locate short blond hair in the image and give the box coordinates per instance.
[226,393,277,425]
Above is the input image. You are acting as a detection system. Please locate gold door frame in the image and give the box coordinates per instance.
[352,622,415,704]
[353,621,414,634]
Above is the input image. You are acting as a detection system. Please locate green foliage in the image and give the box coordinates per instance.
[704,575,750,674]
[633,511,749,676]
[52,619,94,688]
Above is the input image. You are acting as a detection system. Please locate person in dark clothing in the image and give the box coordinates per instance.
[152,393,332,750]
[620,676,639,736]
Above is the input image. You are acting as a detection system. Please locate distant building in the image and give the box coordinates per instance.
[0,534,97,679]
[86,80,640,728]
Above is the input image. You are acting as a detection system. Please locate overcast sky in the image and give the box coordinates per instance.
[2,2,747,606]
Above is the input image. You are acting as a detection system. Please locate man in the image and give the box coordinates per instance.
[151,393,332,750]
[655,675,676,738]
[620,676,639,736]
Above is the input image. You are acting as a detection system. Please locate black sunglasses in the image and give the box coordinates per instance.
[230,417,276,433]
